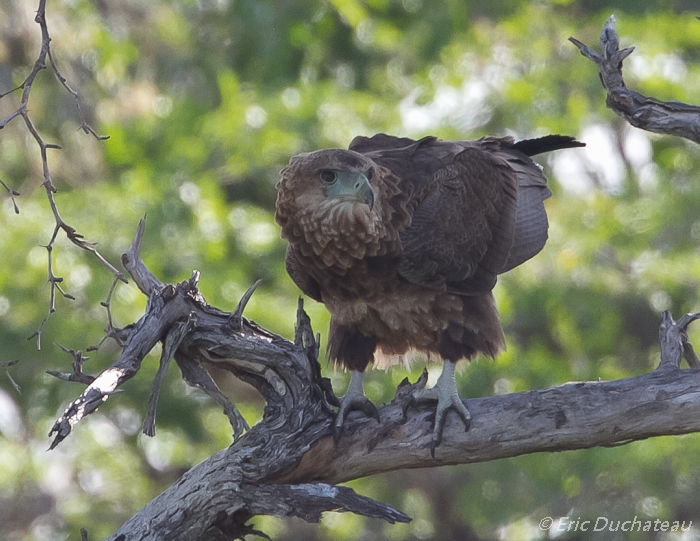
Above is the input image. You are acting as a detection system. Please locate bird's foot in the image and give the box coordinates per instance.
[402,361,470,457]
[334,371,380,443]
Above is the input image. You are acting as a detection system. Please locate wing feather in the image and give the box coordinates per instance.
[498,156,551,273]
[349,133,561,295]
[396,147,518,295]
[284,246,323,302]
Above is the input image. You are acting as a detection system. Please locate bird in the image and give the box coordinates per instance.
[275,133,584,452]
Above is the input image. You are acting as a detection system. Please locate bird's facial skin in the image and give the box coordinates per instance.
[319,169,375,211]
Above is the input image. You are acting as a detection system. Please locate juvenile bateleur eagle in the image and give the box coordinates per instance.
[275,133,583,451]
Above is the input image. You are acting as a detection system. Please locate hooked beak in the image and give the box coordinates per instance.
[324,171,374,211]
[363,187,374,211]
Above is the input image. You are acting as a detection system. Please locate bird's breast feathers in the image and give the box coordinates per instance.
[326,284,464,348]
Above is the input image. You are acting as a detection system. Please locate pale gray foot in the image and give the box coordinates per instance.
[334,371,380,442]
[402,361,470,456]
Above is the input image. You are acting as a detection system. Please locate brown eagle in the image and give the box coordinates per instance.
[275,133,583,450]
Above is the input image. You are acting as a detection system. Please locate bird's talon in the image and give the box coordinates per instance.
[451,396,471,432]
[333,371,379,443]
[359,400,381,423]
[403,361,471,451]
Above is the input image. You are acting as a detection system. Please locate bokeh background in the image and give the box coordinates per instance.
[2,0,700,539]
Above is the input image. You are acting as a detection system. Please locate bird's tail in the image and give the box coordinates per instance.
[512,135,585,156]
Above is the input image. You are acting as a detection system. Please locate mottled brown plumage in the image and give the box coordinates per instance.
[277,134,580,367]
[275,133,583,446]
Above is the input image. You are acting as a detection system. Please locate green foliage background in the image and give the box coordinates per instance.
[2,0,700,539]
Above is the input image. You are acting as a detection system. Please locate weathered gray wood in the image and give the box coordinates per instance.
[570,16,700,144]
[101,296,700,540]
[278,367,700,485]
[47,220,700,540]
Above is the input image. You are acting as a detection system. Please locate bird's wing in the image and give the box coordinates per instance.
[351,134,516,295]
[399,143,520,295]
[498,135,583,272]
[284,245,323,302]
[350,134,559,295]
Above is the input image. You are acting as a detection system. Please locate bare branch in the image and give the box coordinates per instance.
[46,345,95,385]
[177,349,250,440]
[0,178,20,214]
[656,310,700,371]
[570,15,700,143]
[228,279,262,330]
[87,276,127,351]
[2,359,21,394]
[1,0,122,348]
[46,47,109,141]
[121,215,163,295]
[0,108,23,130]
[0,83,25,99]
[48,283,179,449]
[143,315,196,437]
[28,243,63,349]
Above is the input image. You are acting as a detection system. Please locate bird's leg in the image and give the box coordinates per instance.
[334,370,380,442]
[402,360,470,456]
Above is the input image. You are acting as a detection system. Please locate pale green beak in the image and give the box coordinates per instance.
[322,171,374,210]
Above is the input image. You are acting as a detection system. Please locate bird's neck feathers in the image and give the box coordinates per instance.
[276,166,410,271]
[283,195,394,270]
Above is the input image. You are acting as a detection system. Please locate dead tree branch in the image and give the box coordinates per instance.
[44,219,700,540]
[0,0,122,349]
[570,15,700,143]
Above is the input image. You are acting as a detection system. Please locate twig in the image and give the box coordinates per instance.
[2,360,21,394]
[46,344,95,385]
[121,216,163,296]
[0,0,123,349]
[228,279,261,331]
[46,47,109,141]
[0,178,20,214]
[88,276,127,351]
[0,84,25,100]
[143,316,196,437]
[27,243,75,350]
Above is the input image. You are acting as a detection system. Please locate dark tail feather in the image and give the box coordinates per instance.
[513,135,585,156]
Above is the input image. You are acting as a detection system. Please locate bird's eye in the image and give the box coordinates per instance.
[319,170,337,184]
[366,168,374,181]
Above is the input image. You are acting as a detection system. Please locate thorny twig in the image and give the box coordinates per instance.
[0,179,20,214]
[0,0,125,349]
[46,344,95,385]
[88,275,127,351]
[1,360,21,394]
[46,47,109,141]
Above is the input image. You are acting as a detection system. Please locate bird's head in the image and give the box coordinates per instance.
[277,149,377,214]
[275,147,409,268]
[275,149,389,266]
